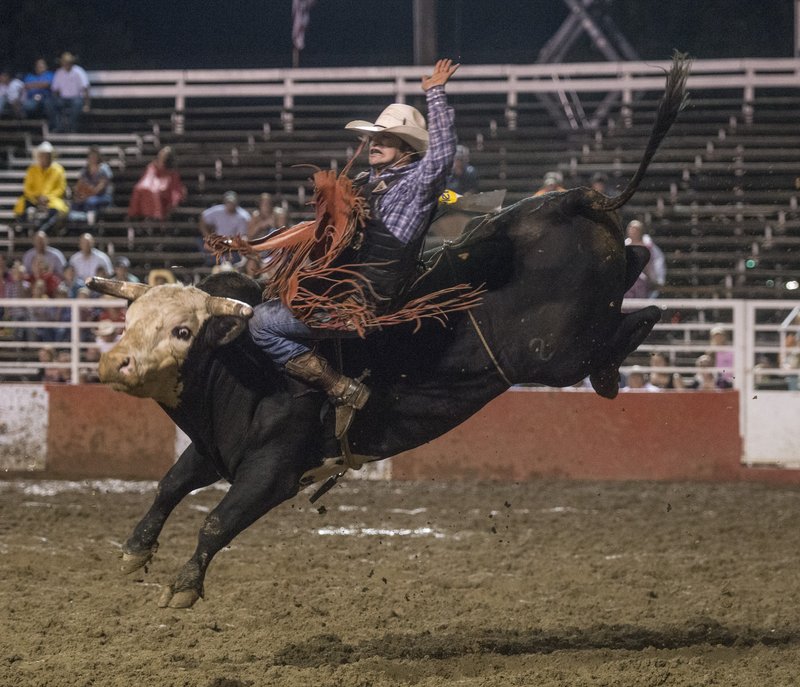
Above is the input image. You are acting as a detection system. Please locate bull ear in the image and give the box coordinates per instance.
[206,316,248,347]
[206,296,254,319]
[87,277,150,301]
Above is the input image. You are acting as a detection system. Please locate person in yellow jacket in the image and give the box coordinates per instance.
[14,141,68,233]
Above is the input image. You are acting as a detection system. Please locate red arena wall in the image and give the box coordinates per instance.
[392,389,745,482]
[45,385,175,479]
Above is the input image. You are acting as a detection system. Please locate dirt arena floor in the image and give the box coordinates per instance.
[2,476,800,687]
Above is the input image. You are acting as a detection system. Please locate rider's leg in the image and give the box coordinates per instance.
[248,299,370,437]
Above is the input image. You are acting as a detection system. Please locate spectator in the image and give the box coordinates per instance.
[247,192,277,239]
[782,330,800,391]
[200,191,251,239]
[624,219,666,299]
[622,365,660,391]
[146,268,177,286]
[648,351,685,390]
[61,264,84,298]
[589,172,617,196]
[199,191,251,263]
[70,146,114,220]
[93,319,121,354]
[707,324,734,386]
[113,256,140,283]
[37,347,68,383]
[22,58,55,124]
[0,68,25,119]
[23,230,67,276]
[29,255,62,298]
[51,52,90,133]
[240,256,266,282]
[127,146,187,220]
[13,141,68,233]
[687,353,732,390]
[5,262,32,340]
[533,171,566,196]
[446,144,480,195]
[30,278,59,342]
[68,233,113,283]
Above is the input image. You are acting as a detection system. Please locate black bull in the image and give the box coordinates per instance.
[88,56,689,608]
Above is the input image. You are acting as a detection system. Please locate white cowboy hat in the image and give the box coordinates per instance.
[345,103,429,153]
[35,141,54,154]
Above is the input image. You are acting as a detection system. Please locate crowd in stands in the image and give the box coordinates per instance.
[1,53,90,132]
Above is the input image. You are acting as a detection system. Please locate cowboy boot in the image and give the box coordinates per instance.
[284,351,370,438]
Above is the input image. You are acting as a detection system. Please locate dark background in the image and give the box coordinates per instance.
[0,0,793,72]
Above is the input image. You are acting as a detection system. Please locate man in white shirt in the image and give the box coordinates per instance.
[199,190,251,263]
[51,52,90,133]
[68,232,113,282]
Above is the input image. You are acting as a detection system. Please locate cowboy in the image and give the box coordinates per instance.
[248,58,460,437]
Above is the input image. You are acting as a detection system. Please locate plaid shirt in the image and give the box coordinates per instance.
[366,86,456,245]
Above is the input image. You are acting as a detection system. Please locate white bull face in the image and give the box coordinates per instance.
[89,279,253,407]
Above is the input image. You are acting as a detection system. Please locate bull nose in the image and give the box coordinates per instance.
[98,352,136,382]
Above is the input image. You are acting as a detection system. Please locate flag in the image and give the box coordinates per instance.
[292,0,316,52]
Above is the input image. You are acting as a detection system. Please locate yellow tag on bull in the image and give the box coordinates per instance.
[439,189,461,205]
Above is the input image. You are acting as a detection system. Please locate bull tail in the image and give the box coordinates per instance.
[592,52,691,212]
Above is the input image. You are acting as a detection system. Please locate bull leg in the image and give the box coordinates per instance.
[158,457,301,609]
[121,443,220,574]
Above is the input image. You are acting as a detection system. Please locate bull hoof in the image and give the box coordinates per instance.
[120,542,159,574]
[157,584,202,609]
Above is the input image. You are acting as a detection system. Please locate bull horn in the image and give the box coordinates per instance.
[87,277,150,301]
[206,296,254,319]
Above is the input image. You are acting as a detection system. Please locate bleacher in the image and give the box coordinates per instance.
[1,78,799,298]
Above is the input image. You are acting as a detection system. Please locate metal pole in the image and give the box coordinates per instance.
[413,0,437,66]
[796,0,800,56]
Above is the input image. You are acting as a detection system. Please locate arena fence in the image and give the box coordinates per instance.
[0,297,798,471]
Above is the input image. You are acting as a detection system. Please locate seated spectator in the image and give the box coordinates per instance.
[247,192,277,239]
[127,146,187,220]
[446,145,480,195]
[23,230,66,276]
[687,353,733,390]
[80,344,101,383]
[624,219,666,299]
[0,68,25,119]
[70,146,113,220]
[621,366,659,391]
[113,256,140,283]
[51,52,90,133]
[707,324,734,386]
[200,191,251,239]
[782,330,800,391]
[199,191,251,263]
[93,319,121,354]
[30,278,60,342]
[533,171,566,196]
[61,264,84,298]
[147,268,177,286]
[648,351,685,390]
[22,58,55,123]
[37,347,68,383]
[29,255,62,298]
[5,262,32,340]
[13,141,68,233]
[68,232,113,283]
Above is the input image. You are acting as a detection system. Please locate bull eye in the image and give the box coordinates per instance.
[172,326,192,341]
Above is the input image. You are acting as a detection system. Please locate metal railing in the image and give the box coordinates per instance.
[85,58,800,112]
[0,298,127,384]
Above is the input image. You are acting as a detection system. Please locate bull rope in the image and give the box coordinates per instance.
[444,250,512,387]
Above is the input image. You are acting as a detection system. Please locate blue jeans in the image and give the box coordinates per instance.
[53,96,83,132]
[249,300,314,366]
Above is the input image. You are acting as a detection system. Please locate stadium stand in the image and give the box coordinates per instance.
[1,66,798,299]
